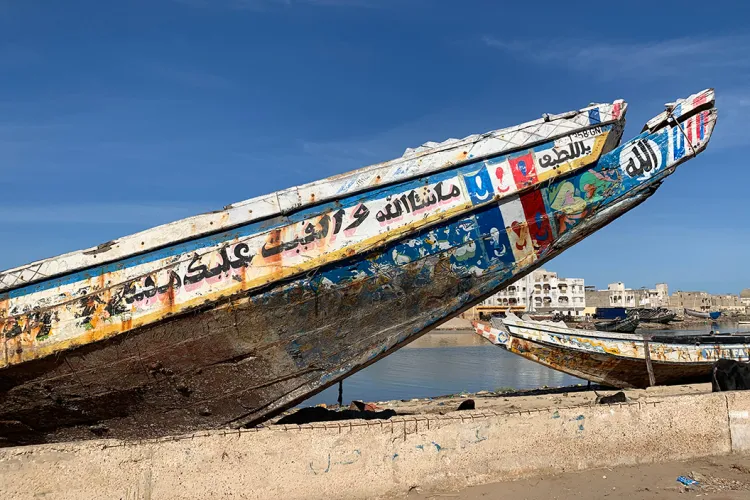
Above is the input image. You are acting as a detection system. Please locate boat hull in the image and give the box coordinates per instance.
[594,315,640,334]
[0,187,656,445]
[475,317,750,389]
[684,308,722,320]
[630,308,677,324]
[0,90,717,445]
[508,337,715,388]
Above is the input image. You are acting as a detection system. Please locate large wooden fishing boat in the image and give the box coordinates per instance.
[0,89,715,445]
[474,310,749,389]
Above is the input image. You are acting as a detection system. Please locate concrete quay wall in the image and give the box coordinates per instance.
[1,391,749,499]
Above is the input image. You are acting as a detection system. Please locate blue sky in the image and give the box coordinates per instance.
[0,0,748,293]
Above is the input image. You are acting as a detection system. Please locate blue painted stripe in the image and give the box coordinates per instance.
[588,109,600,124]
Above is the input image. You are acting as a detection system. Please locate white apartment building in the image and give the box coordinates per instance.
[481,268,586,316]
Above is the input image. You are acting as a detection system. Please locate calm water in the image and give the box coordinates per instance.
[301,321,749,407]
[301,330,583,406]
[646,321,747,336]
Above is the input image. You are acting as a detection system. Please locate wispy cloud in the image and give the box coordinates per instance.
[711,91,750,150]
[174,0,374,10]
[481,35,750,79]
[0,203,209,225]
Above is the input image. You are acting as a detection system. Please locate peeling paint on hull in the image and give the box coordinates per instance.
[0,90,716,445]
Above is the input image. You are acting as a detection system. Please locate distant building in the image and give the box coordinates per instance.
[584,282,669,309]
[669,291,711,312]
[477,268,586,317]
[711,294,745,313]
[636,283,670,308]
[741,289,750,307]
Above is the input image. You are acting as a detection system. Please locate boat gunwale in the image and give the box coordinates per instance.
[0,121,625,305]
[510,334,733,367]
[501,319,750,347]
[0,101,629,294]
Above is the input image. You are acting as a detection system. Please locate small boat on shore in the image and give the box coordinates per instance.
[0,89,716,444]
[629,307,677,324]
[594,313,640,334]
[474,312,750,389]
[684,308,722,320]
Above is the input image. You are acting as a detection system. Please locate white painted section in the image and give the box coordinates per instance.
[498,195,535,265]
[645,88,714,131]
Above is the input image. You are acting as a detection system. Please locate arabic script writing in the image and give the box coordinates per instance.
[539,141,592,169]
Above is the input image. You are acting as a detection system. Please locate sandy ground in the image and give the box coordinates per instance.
[273,376,712,428]
[413,454,750,499]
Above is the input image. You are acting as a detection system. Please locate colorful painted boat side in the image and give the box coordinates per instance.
[0,100,627,292]
[0,119,624,368]
[0,90,715,444]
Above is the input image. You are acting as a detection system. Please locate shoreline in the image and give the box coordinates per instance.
[3,382,748,499]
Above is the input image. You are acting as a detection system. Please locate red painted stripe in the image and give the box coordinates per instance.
[612,102,621,119]
[520,189,553,254]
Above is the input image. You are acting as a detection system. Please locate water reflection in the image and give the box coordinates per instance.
[302,330,584,406]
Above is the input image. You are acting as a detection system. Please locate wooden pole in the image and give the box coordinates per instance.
[643,335,656,387]
[337,380,343,407]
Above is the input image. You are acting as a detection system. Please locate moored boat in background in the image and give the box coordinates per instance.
[629,307,677,324]
[684,308,722,320]
[0,89,716,445]
[594,313,640,334]
[474,311,750,388]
